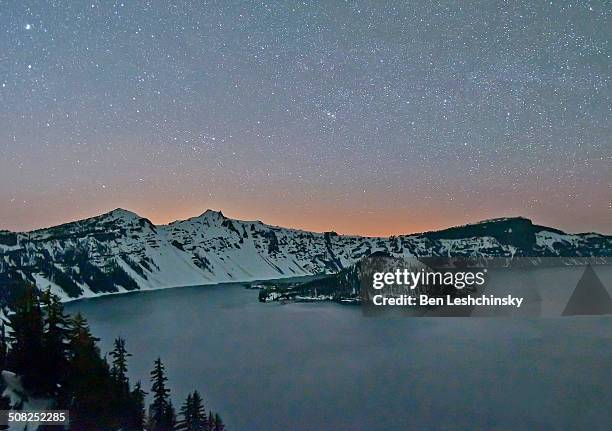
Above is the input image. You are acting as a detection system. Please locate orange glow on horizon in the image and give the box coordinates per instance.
[3,196,609,237]
[145,211,436,237]
[138,206,472,237]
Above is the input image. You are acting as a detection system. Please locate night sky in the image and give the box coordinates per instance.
[1,1,610,236]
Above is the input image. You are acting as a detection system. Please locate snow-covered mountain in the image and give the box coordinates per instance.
[0,208,610,303]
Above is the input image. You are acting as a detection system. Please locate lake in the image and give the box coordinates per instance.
[66,270,612,430]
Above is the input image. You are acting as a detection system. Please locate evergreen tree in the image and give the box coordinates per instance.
[176,391,207,431]
[163,399,176,430]
[108,336,136,429]
[148,357,174,431]
[41,290,71,399]
[175,393,193,430]
[129,381,147,431]
[66,313,119,430]
[191,391,207,431]
[109,337,131,391]
[207,411,215,431]
[213,413,224,431]
[6,283,46,395]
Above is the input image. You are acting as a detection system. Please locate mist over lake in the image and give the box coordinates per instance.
[66,269,612,431]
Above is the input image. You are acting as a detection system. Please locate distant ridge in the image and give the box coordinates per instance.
[0,208,610,305]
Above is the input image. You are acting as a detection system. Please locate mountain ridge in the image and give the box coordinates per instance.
[3,208,608,238]
[1,208,610,305]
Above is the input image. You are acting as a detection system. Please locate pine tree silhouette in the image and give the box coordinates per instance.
[207,411,215,431]
[213,413,225,431]
[41,290,71,399]
[176,392,194,430]
[67,313,119,430]
[130,381,147,431]
[148,357,175,431]
[176,391,208,431]
[109,337,132,391]
[191,391,207,430]
[6,283,46,395]
[164,399,177,429]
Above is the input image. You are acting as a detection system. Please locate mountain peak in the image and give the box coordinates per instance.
[471,216,531,226]
[109,207,136,215]
[199,209,225,219]
[102,208,142,220]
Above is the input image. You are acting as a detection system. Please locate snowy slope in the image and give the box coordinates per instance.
[0,209,610,303]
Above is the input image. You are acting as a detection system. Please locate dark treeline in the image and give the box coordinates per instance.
[0,283,226,431]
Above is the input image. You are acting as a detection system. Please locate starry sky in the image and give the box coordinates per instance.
[1,1,610,236]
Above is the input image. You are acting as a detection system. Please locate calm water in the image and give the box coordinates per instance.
[66,275,612,430]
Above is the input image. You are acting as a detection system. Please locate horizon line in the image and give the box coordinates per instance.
[3,206,609,238]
